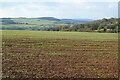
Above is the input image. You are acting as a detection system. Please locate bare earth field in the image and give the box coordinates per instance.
[2,30,118,79]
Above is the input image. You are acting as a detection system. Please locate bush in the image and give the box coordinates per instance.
[98,29,105,33]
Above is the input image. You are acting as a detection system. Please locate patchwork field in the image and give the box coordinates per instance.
[2,30,118,79]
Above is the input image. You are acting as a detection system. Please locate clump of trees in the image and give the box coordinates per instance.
[58,18,119,33]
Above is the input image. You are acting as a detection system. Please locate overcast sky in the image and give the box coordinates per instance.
[0,0,119,19]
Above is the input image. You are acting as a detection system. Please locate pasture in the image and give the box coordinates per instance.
[2,30,118,78]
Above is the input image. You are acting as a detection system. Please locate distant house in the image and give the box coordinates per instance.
[106,29,114,33]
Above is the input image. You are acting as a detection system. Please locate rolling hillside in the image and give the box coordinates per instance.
[0,17,91,30]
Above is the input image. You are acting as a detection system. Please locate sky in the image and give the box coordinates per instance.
[0,0,119,20]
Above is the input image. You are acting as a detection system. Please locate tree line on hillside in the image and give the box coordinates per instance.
[55,18,119,33]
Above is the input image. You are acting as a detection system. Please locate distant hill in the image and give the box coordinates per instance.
[0,18,17,24]
[38,17,92,24]
[0,17,92,24]
[74,19,93,21]
[0,17,93,30]
[39,17,61,21]
[59,19,91,24]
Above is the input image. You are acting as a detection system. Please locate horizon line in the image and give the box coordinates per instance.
[0,16,118,20]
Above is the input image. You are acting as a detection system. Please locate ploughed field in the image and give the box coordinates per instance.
[2,30,118,78]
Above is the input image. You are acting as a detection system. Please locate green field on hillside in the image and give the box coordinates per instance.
[11,18,56,25]
[1,18,66,30]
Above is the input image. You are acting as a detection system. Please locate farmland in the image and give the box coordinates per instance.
[2,30,118,79]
